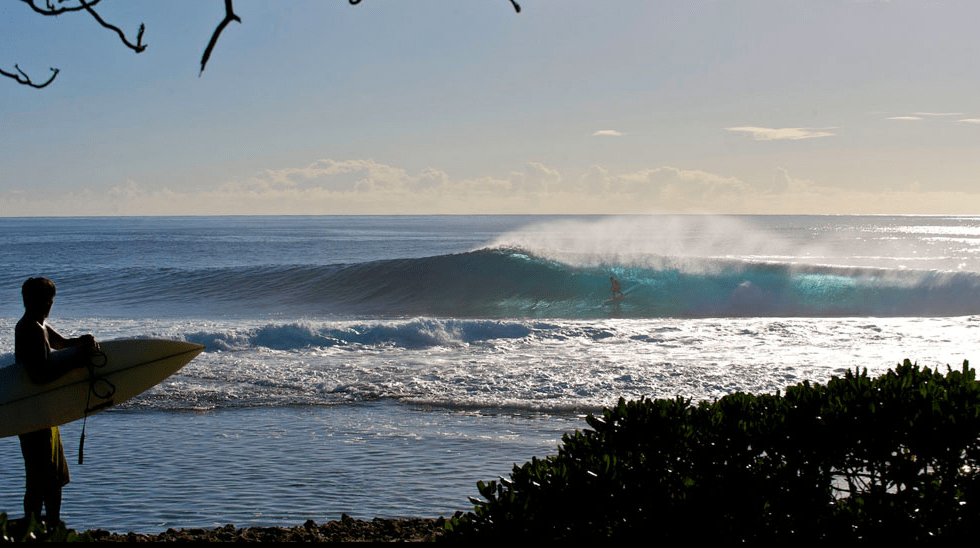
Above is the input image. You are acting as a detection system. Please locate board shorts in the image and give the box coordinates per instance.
[19,426,70,490]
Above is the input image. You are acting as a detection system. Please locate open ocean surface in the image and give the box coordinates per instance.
[1,214,979,533]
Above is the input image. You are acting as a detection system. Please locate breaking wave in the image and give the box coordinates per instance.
[64,247,980,319]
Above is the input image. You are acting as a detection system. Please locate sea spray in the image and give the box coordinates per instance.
[486,215,826,270]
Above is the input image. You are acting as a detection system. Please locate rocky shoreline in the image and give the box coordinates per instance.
[86,514,449,542]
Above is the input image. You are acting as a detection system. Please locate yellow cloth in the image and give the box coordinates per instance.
[19,426,70,490]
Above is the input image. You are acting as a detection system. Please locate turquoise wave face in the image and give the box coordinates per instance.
[57,247,980,319]
[311,248,980,318]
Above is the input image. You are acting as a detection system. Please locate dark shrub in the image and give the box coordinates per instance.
[0,513,91,542]
[445,360,980,541]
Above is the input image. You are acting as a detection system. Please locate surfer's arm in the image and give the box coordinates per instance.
[18,326,95,384]
[47,326,97,352]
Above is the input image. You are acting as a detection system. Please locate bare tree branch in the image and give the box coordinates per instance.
[0,64,59,88]
[200,0,241,76]
[8,0,522,88]
[6,0,143,88]
[19,0,105,16]
[77,0,147,53]
[20,0,146,53]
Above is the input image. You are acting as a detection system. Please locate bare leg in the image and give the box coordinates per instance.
[24,488,42,522]
[45,487,62,524]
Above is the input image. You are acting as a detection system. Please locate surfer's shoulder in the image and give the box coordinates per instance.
[15,316,46,336]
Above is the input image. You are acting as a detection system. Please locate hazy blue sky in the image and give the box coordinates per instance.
[2,0,979,215]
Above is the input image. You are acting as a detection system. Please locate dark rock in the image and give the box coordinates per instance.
[88,516,446,542]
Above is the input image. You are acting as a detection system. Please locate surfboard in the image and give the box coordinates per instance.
[0,339,205,438]
[604,285,636,304]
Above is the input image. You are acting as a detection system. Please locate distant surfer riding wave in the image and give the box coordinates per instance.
[610,276,624,299]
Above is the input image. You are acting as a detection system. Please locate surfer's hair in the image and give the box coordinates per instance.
[21,277,56,308]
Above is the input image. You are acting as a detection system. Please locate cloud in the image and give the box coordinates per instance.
[239,159,428,193]
[763,167,815,195]
[592,129,624,137]
[574,165,748,211]
[725,127,835,141]
[887,113,969,122]
[0,159,754,215]
[522,162,563,192]
[8,159,980,216]
[958,119,980,124]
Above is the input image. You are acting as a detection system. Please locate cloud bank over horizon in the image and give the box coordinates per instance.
[4,158,980,217]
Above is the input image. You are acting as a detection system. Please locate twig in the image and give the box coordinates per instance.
[200,0,241,75]
[20,1,145,53]
[19,0,105,16]
[0,64,59,88]
[7,0,142,88]
[78,0,146,53]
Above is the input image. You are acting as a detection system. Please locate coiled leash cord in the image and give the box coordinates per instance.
[78,350,114,465]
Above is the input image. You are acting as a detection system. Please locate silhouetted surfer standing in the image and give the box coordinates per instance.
[15,277,99,526]
[610,276,624,299]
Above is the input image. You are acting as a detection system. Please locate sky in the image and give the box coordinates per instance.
[2,0,979,216]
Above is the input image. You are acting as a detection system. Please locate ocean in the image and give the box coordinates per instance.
[0,214,978,532]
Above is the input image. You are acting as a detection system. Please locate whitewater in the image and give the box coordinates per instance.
[0,214,978,532]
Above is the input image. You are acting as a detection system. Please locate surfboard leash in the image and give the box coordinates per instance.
[79,350,113,465]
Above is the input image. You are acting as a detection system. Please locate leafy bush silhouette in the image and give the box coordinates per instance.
[0,513,91,542]
[446,360,980,541]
